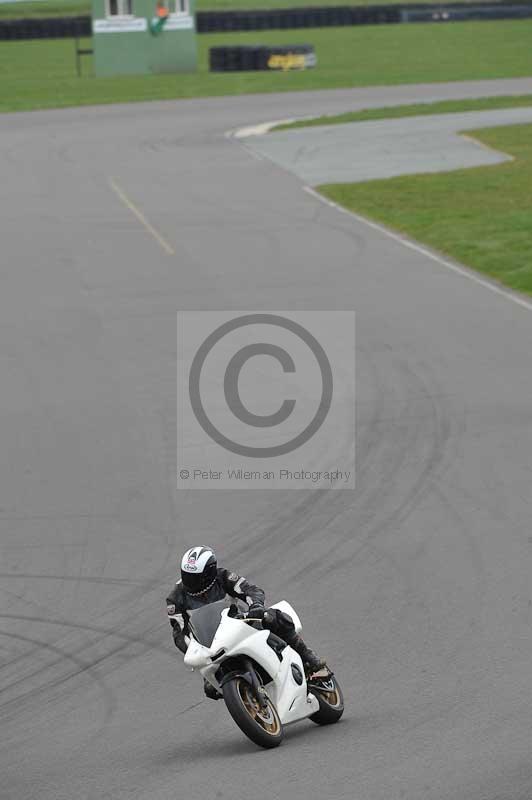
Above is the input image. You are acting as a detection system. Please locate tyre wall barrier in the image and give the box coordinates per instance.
[1,2,531,40]
[210,43,316,71]
[401,2,532,19]
[198,5,401,31]
[197,1,532,29]
[0,16,90,40]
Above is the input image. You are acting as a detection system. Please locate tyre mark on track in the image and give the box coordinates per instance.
[0,573,144,585]
[0,518,181,682]
[0,629,117,728]
[320,352,460,575]
[0,613,172,703]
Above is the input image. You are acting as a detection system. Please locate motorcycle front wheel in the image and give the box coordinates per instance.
[222,676,284,749]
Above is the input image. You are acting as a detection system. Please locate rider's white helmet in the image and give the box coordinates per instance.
[180,546,217,596]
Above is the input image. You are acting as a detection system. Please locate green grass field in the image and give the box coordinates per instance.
[0,0,86,17]
[0,0,492,18]
[273,95,532,130]
[1,20,532,113]
[320,124,532,295]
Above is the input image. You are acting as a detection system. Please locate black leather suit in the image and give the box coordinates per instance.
[166,568,300,654]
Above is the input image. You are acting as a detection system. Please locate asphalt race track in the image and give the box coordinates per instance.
[2,78,532,800]
[244,107,532,184]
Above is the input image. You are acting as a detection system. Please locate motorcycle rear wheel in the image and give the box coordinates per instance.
[223,677,284,749]
[309,673,344,725]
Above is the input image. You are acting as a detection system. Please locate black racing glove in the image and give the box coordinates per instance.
[262,608,277,627]
[172,624,188,654]
[247,603,265,619]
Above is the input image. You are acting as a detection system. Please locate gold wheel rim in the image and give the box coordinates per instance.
[318,687,341,707]
[313,677,342,708]
[237,679,281,735]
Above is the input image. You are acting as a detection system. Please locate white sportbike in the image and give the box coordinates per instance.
[171,599,344,749]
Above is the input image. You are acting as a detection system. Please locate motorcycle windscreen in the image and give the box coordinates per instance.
[187,599,232,647]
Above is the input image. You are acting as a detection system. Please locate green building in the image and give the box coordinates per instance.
[92,0,197,76]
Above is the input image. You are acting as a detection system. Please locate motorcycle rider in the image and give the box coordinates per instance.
[166,546,325,699]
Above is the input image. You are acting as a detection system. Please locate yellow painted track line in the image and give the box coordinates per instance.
[108,177,175,256]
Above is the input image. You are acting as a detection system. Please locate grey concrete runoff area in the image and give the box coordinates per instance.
[244,106,532,185]
[1,78,532,800]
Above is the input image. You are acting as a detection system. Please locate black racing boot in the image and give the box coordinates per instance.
[289,635,326,674]
[203,680,222,701]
